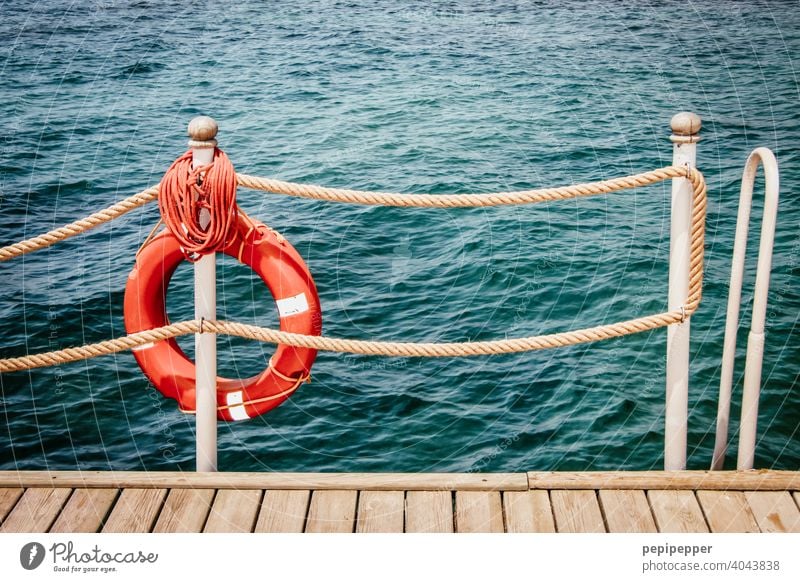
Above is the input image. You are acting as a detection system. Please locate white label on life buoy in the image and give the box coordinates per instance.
[276,292,309,318]
[226,391,250,421]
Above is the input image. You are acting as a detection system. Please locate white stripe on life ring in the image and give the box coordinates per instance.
[226,391,250,421]
[276,292,309,318]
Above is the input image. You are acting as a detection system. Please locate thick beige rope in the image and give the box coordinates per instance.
[1,166,696,260]
[0,321,199,373]
[0,166,707,373]
[236,166,690,207]
[0,187,159,262]
[0,310,685,373]
[237,165,707,312]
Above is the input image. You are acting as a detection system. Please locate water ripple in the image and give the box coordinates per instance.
[0,0,797,472]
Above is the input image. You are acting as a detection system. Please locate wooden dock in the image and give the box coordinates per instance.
[0,470,798,533]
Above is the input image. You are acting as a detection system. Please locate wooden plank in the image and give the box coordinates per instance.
[204,489,262,533]
[455,491,503,533]
[0,488,23,524]
[255,490,311,533]
[647,490,708,533]
[356,491,404,533]
[0,471,528,491]
[550,490,605,533]
[527,470,800,491]
[745,491,800,533]
[405,491,453,533]
[102,488,167,533]
[153,489,215,533]
[0,488,71,533]
[305,490,358,533]
[697,491,760,533]
[502,490,555,533]
[49,489,118,533]
[599,490,657,533]
[4,469,796,491]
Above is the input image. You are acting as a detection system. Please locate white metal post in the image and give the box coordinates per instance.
[188,116,219,472]
[665,112,701,470]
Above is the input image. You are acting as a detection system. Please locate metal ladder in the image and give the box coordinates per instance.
[711,148,780,470]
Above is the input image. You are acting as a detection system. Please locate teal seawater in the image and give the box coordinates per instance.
[0,0,797,472]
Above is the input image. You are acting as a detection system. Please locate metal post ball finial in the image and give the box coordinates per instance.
[188,116,219,146]
[670,112,701,136]
[670,112,701,144]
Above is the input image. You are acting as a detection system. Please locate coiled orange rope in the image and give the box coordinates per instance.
[158,148,238,260]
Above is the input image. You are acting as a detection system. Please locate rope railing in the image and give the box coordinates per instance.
[0,311,688,374]
[236,166,688,207]
[0,165,707,373]
[1,166,698,259]
[0,187,159,262]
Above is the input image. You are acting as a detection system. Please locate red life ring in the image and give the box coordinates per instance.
[123,214,322,421]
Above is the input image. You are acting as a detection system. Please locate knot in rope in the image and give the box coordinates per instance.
[158,149,238,261]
